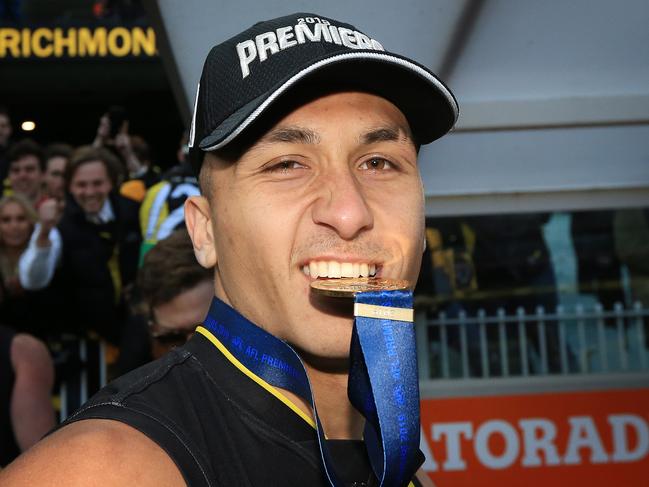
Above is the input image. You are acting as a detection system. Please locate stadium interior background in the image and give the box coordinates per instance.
[1,0,184,168]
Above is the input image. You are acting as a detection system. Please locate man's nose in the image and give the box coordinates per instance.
[311,167,373,240]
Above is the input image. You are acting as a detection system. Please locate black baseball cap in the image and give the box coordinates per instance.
[188,12,459,173]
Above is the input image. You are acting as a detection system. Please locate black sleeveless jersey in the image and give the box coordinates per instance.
[63,329,423,487]
[0,325,20,467]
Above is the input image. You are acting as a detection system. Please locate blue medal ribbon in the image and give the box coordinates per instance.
[202,293,422,487]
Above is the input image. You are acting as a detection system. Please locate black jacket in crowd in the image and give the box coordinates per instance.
[51,192,141,343]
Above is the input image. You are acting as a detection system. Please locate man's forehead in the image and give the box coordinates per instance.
[12,155,39,167]
[253,93,415,146]
[256,123,413,147]
[47,156,67,168]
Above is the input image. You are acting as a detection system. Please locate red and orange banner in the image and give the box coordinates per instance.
[420,388,649,486]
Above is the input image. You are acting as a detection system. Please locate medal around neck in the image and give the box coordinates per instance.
[310,277,412,297]
[311,277,423,485]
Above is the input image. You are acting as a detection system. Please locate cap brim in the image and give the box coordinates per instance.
[198,51,458,153]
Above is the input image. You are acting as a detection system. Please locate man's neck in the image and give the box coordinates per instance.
[85,199,114,224]
[278,362,364,440]
[307,364,365,439]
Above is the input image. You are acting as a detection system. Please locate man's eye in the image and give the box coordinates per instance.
[359,157,394,171]
[266,160,306,173]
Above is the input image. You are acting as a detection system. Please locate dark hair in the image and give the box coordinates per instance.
[44,143,73,163]
[0,106,9,119]
[138,228,213,309]
[6,139,45,171]
[65,145,123,189]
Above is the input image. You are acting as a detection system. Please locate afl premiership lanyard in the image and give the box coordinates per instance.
[201,293,422,487]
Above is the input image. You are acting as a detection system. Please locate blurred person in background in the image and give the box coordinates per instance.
[0,108,12,147]
[0,195,53,339]
[469,214,557,314]
[138,228,213,360]
[615,208,649,307]
[0,107,12,179]
[0,325,56,467]
[0,195,35,297]
[117,134,161,202]
[5,139,46,207]
[116,228,213,374]
[19,146,141,345]
[93,111,160,202]
[139,130,199,261]
[614,208,649,349]
[571,210,625,309]
[43,143,73,202]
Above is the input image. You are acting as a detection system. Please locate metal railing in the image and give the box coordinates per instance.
[415,302,649,381]
[52,337,108,421]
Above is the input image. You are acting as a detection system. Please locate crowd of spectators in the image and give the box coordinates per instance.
[0,105,205,466]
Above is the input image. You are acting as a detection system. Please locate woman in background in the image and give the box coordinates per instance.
[0,195,53,339]
[0,195,36,298]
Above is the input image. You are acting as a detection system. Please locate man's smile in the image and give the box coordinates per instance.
[300,260,379,279]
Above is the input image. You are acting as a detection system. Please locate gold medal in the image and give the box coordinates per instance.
[310,277,412,298]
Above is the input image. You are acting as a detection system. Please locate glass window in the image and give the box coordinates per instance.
[416,208,649,379]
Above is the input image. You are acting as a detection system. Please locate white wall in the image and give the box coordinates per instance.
[155,0,468,109]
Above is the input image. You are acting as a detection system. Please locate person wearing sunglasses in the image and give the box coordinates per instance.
[138,228,213,360]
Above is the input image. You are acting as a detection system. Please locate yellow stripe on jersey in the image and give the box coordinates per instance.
[195,326,316,430]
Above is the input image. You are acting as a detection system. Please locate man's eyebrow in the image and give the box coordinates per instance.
[360,125,413,145]
[259,126,321,145]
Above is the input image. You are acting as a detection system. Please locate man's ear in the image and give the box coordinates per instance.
[184,196,217,268]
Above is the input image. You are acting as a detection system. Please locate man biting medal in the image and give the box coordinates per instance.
[0,12,457,487]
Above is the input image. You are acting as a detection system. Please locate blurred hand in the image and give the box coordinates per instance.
[93,114,111,147]
[38,198,61,231]
[116,122,143,175]
[115,131,132,158]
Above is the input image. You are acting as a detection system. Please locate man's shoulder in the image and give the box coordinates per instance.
[0,419,185,486]
[64,341,226,442]
[0,348,209,485]
[76,345,196,410]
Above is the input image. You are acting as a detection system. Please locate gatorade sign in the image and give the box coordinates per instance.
[420,388,649,486]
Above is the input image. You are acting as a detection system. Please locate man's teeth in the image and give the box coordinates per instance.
[303,261,377,278]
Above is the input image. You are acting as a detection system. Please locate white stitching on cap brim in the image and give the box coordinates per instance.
[201,51,459,152]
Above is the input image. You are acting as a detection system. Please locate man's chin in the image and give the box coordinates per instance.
[295,346,351,373]
[309,291,354,318]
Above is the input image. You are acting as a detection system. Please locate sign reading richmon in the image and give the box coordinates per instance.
[0,26,157,58]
